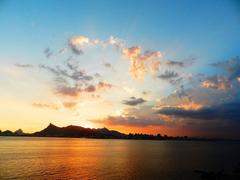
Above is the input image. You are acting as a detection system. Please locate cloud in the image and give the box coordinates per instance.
[201,75,232,91]
[169,77,183,85]
[104,62,112,68]
[97,81,112,90]
[122,97,146,106]
[91,105,168,127]
[122,47,162,80]
[39,64,93,82]
[69,44,83,55]
[122,46,141,60]
[43,48,53,58]
[68,36,90,55]
[15,64,33,68]
[32,102,59,110]
[67,35,163,80]
[68,36,107,55]
[84,85,96,92]
[63,102,78,109]
[159,82,239,111]
[56,86,80,97]
[39,57,112,97]
[165,60,184,67]
[158,70,179,80]
[165,57,196,67]
[174,85,192,100]
[175,102,203,110]
[108,36,125,50]
[56,81,112,97]
[92,115,165,127]
[211,56,240,81]
[157,102,240,122]
[156,98,203,113]
[188,58,240,93]
[69,36,90,46]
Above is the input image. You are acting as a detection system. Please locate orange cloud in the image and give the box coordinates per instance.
[201,76,231,90]
[69,36,89,46]
[92,115,165,127]
[122,47,162,80]
[67,36,162,80]
[176,102,203,110]
[122,46,141,59]
[63,102,78,109]
[32,102,59,110]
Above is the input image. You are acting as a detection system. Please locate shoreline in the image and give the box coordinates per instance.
[1,135,239,142]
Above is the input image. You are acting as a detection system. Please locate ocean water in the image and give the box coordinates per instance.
[0,137,240,180]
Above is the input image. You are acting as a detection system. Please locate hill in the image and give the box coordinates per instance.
[33,123,125,139]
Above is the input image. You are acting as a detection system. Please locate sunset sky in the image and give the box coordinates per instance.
[0,0,240,138]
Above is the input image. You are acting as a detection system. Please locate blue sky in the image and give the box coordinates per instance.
[0,0,240,138]
[1,0,239,63]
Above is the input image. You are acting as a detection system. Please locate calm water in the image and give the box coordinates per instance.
[0,137,240,180]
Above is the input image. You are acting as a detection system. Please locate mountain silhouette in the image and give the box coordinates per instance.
[0,129,26,136]
[0,123,204,140]
[33,123,125,138]
[14,129,24,135]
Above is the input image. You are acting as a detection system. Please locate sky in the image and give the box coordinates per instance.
[0,0,240,138]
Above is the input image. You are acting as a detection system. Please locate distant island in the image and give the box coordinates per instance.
[0,123,228,141]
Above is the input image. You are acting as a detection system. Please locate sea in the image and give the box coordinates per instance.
[0,137,240,180]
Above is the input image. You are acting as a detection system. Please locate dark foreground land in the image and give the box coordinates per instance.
[0,123,228,141]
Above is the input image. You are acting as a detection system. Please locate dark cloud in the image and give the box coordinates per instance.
[122,97,146,106]
[39,59,111,97]
[15,63,33,68]
[68,36,90,55]
[43,48,53,58]
[90,105,175,128]
[211,56,240,81]
[165,57,196,67]
[66,59,93,81]
[39,64,93,82]
[157,70,185,85]
[169,77,183,85]
[166,60,184,67]
[157,102,240,122]
[158,70,179,80]
[159,82,240,110]
[104,62,112,68]
[175,85,192,100]
[69,43,83,55]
